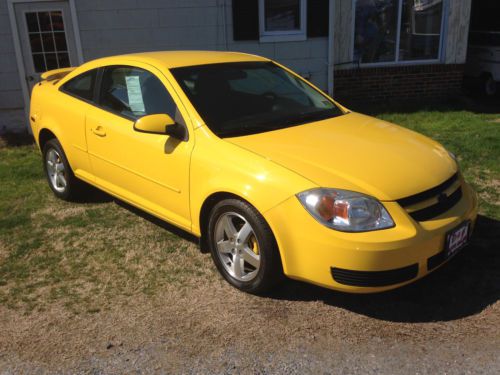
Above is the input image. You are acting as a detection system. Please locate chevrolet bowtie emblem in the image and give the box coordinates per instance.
[438,192,448,203]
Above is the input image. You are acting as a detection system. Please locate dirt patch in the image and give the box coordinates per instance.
[0,276,499,374]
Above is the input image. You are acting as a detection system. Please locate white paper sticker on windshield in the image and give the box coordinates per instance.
[125,76,145,113]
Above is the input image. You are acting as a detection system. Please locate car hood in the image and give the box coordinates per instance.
[225,112,457,201]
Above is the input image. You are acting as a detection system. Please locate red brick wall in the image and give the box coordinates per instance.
[333,64,465,103]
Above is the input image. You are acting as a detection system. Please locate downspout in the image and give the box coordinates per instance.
[220,0,229,51]
[327,0,335,97]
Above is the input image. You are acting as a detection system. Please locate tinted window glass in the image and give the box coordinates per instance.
[354,0,398,63]
[171,62,343,138]
[99,66,180,121]
[62,69,96,101]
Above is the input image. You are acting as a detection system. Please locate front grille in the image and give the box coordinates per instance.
[331,264,418,287]
[397,173,462,221]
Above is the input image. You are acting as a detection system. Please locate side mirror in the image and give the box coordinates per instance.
[133,114,187,141]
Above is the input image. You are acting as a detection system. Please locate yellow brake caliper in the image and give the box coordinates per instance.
[249,235,259,255]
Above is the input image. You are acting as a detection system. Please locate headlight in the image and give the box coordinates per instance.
[297,188,394,232]
[448,150,458,165]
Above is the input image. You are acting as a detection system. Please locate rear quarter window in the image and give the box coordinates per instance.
[61,69,97,101]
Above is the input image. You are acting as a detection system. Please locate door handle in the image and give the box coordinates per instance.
[92,125,106,137]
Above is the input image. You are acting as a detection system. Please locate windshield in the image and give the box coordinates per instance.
[170,62,344,137]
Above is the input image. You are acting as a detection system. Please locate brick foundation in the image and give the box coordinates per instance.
[333,64,465,104]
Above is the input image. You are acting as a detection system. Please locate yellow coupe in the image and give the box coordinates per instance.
[30,51,478,294]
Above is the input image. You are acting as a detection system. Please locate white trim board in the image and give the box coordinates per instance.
[7,0,84,133]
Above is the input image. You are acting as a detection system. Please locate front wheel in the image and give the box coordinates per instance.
[207,199,283,294]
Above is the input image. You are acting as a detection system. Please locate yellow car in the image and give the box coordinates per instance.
[30,51,478,294]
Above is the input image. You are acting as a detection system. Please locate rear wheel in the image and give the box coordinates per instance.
[208,199,283,294]
[42,138,86,201]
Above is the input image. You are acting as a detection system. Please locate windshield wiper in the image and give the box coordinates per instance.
[281,110,338,126]
[216,110,342,138]
[217,123,279,137]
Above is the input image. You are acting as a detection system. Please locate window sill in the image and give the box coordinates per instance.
[259,33,307,43]
[355,59,443,68]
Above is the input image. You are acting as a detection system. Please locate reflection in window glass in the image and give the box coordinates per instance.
[264,0,301,32]
[38,12,52,32]
[399,0,442,61]
[354,0,398,63]
[51,11,65,31]
[354,0,443,64]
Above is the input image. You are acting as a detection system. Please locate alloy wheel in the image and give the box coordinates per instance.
[214,212,261,282]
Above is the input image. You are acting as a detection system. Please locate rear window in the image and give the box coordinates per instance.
[61,69,97,101]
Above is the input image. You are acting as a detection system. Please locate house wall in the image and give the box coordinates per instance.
[0,0,23,109]
[0,0,472,132]
[333,0,472,104]
[76,0,330,89]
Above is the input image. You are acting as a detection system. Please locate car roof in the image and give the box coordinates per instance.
[81,50,270,70]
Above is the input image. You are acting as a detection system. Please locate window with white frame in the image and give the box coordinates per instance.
[259,0,307,42]
[354,0,445,64]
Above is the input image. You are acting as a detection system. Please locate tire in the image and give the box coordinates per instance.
[482,74,498,96]
[42,138,86,201]
[207,198,283,294]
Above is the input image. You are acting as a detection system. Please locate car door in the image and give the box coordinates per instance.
[85,63,194,231]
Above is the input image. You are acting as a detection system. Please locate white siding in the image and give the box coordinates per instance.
[0,0,23,109]
[444,0,472,64]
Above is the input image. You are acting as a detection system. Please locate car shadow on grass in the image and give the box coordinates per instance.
[270,214,500,323]
[113,199,200,244]
[82,190,499,323]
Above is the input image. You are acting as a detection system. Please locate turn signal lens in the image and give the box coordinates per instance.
[297,188,394,232]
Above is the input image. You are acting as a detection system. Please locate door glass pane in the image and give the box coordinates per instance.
[354,0,399,63]
[264,0,301,32]
[38,11,52,31]
[25,13,39,32]
[32,54,46,73]
[54,32,67,50]
[41,33,55,52]
[57,52,70,67]
[100,67,179,120]
[50,11,65,31]
[399,0,443,61]
[29,34,42,53]
[46,53,58,70]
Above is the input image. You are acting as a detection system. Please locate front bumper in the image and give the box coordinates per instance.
[264,182,478,293]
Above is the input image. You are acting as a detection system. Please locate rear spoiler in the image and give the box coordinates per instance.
[40,67,76,82]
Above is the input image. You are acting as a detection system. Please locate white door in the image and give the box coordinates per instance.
[13,1,79,94]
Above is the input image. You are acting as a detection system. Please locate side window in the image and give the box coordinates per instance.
[61,69,97,101]
[99,66,181,122]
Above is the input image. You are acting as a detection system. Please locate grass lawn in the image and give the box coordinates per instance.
[1,104,499,314]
